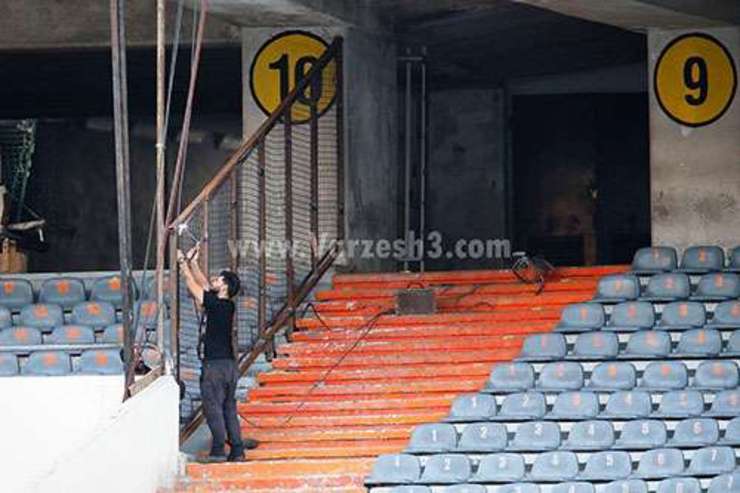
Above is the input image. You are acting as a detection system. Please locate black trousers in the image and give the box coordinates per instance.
[200,358,244,456]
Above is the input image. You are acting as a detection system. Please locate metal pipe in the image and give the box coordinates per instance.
[284,113,295,338]
[309,100,319,269]
[403,49,412,271]
[419,47,428,274]
[335,39,346,242]
[168,232,180,382]
[257,140,267,346]
[155,0,166,365]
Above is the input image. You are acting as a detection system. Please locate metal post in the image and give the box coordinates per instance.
[419,47,427,274]
[229,173,239,357]
[202,198,209,275]
[155,0,167,364]
[403,48,412,272]
[169,232,180,382]
[309,100,319,269]
[257,140,267,347]
[335,39,345,242]
[284,114,295,338]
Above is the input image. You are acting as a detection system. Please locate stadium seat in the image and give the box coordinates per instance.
[47,325,95,344]
[592,274,640,303]
[670,418,719,447]
[706,389,740,416]
[721,417,740,445]
[537,362,584,391]
[707,300,740,328]
[71,301,116,328]
[640,273,690,302]
[0,306,11,329]
[654,390,704,418]
[471,453,525,482]
[693,360,739,390]
[588,362,636,391]
[631,247,678,275]
[615,420,667,449]
[101,324,124,345]
[656,478,700,493]
[406,424,457,453]
[555,303,605,332]
[603,480,648,493]
[635,448,684,478]
[447,393,497,422]
[580,451,632,480]
[563,420,615,450]
[38,278,85,310]
[366,454,420,484]
[679,245,725,274]
[456,422,507,452]
[509,421,560,451]
[708,472,740,493]
[135,300,161,330]
[0,352,18,376]
[486,363,534,392]
[440,485,485,493]
[418,454,471,484]
[19,303,63,331]
[727,246,740,272]
[604,391,652,418]
[675,329,722,357]
[91,275,137,308]
[656,301,706,331]
[691,272,740,301]
[550,391,599,419]
[390,487,431,493]
[497,392,546,420]
[625,331,671,357]
[573,332,619,359]
[640,361,688,391]
[518,334,566,361]
[726,331,740,356]
[552,483,594,493]
[22,351,72,376]
[529,451,579,481]
[0,326,42,346]
[78,349,123,374]
[687,445,736,475]
[0,279,34,310]
[604,302,655,332]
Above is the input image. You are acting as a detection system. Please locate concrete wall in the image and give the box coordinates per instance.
[648,27,740,252]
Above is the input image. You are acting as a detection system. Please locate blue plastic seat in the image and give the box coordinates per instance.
[447,393,497,422]
[101,324,124,345]
[708,472,740,493]
[563,420,614,450]
[603,480,648,493]
[727,246,740,272]
[22,351,72,376]
[694,360,739,390]
[498,392,546,420]
[550,391,599,419]
[495,484,540,493]
[486,363,534,392]
[727,330,740,356]
[605,302,655,332]
[706,389,740,416]
[71,301,117,328]
[518,334,566,361]
[406,424,457,453]
[418,454,471,484]
[656,478,700,493]
[692,272,740,301]
[135,300,162,330]
[641,273,690,302]
[625,331,671,357]
[78,349,123,375]
[0,352,18,375]
[509,421,560,451]
[670,418,719,447]
[593,275,640,303]
[573,332,619,359]
[0,306,11,329]
[39,278,86,310]
[604,391,652,418]
[580,451,632,480]
[679,245,724,274]
[655,390,704,418]
[537,362,584,391]
[439,485,485,493]
[588,362,636,391]
[456,422,507,452]
[47,325,95,344]
[0,326,42,346]
[529,451,579,481]
[0,279,34,310]
[687,445,736,475]
[631,247,678,275]
[366,454,420,484]
[707,300,740,329]
[615,420,667,449]
[552,483,594,493]
[471,453,525,482]
[390,487,431,493]
[635,448,684,478]
[19,303,63,331]
[675,329,721,357]
[721,417,740,445]
[657,301,706,330]
[641,361,688,391]
[91,275,137,309]
[555,303,605,332]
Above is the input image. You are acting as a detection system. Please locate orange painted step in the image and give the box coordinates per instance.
[186,457,373,479]
[237,409,448,428]
[181,474,368,492]
[240,424,416,442]
[242,438,408,460]
[256,363,494,384]
[240,393,460,414]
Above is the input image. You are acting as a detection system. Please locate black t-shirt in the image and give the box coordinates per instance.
[202,290,235,360]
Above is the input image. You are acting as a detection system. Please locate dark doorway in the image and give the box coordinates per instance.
[512,93,650,266]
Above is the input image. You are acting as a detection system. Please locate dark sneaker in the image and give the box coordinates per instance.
[199,454,227,464]
[227,453,247,462]
[243,438,259,450]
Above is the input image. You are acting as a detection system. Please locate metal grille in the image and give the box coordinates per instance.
[0,120,36,221]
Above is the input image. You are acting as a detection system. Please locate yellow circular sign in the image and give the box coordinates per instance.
[654,33,737,127]
[250,31,337,124]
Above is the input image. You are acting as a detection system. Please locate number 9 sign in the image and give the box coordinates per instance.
[250,31,337,124]
[654,32,737,127]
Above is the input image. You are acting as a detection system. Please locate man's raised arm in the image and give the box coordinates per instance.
[178,250,205,306]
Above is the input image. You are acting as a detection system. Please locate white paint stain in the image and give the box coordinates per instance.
[680,126,693,137]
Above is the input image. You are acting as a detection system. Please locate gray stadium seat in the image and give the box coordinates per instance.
[456,422,507,452]
[495,484,540,493]
[563,420,615,450]
[635,448,684,478]
[605,302,655,332]
[22,351,72,376]
[656,301,706,330]
[19,303,64,331]
[440,485,486,493]
[654,390,704,418]
[641,361,688,391]
[555,303,605,332]
[419,454,471,484]
[91,275,137,309]
[135,300,166,330]
[706,389,740,416]
[707,300,740,328]
[447,393,497,422]
[366,454,420,484]
[550,391,599,419]
[390,487,431,493]
[631,247,678,275]
[727,330,740,356]
[604,391,652,418]
[0,306,11,329]
[71,301,116,329]
[588,362,636,391]
[679,245,724,274]
[498,392,546,420]
[720,417,740,445]
[687,446,736,475]
[39,278,86,310]
[552,482,594,493]
[708,472,740,493]
[593,274,640,303]
[0,279,34,310]
[641,273,690,302]
[406,424,457,453]
[537,362,584,391]
[0,326,42,346]
[675,329,722,357]
[78,349,123,375]
[48,325,95,344]
[101,324,124,345]
[518,334,566,361]
[670,418,719,447]
[625,331,671,357]
[0,352,18,376]
[486,363,534,392]
[694,360,739,390]
[692,272,740,301]
[471,453,525,482]
[573,332,619,359]
[656,478,700,493]
[728,246,740,273]
[510,421,560,451]
[580,451,632,480]
[615,420,667,449]
[603,480,648,493]
[529,451,579,481]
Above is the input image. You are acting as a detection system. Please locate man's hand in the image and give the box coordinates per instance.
[186,244,200,263]
[177,249,186,263]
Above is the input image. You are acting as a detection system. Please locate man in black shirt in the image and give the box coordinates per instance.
[178,245,256,462]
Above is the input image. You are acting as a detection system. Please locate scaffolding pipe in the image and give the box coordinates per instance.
[155,0,167,368]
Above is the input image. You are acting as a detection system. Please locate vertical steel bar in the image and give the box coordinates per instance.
[284,112,295,338]
[202,198,210,276]
[403,49,412,272]
[419,47,427,274]
[169,232,180,382]
[155,0,167,362]
[257,140,267,342]
[335,39,345,243]
[229,172,239,356]
[310,98,319,269]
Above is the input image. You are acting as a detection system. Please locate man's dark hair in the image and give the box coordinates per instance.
[220,270,241,298]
